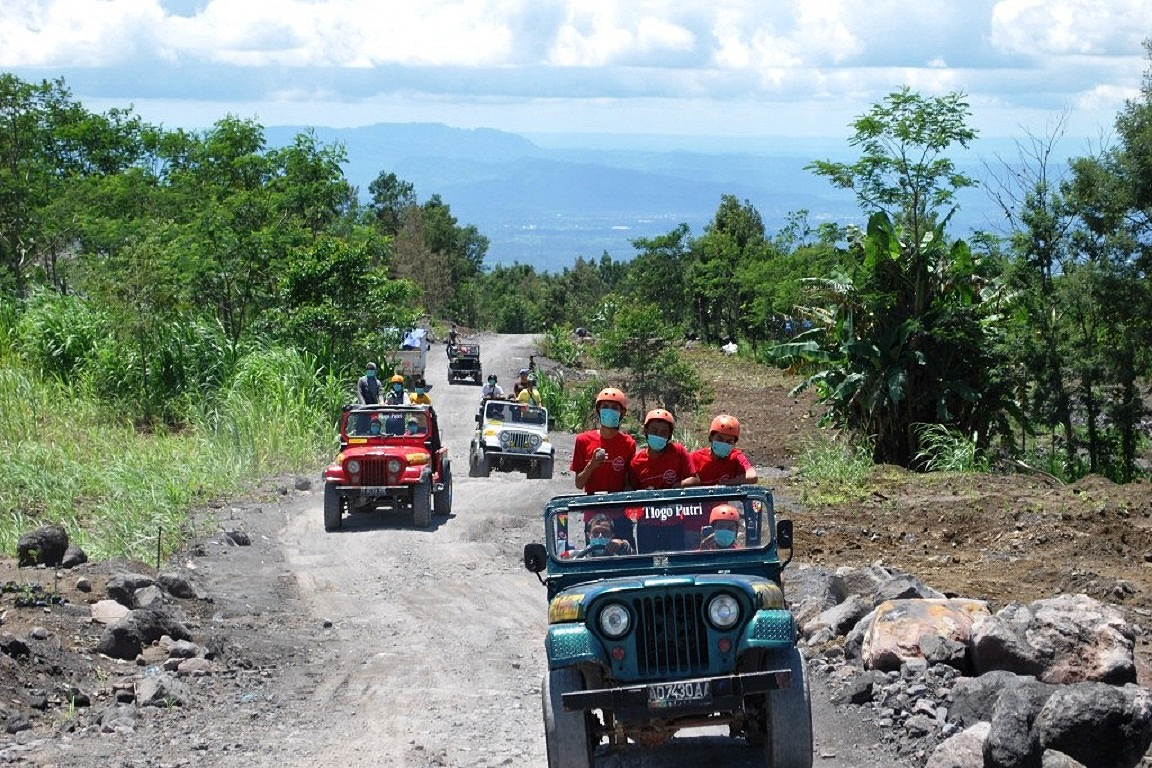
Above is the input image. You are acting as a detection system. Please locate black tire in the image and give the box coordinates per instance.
[412,482,433,529]
[760,648,813,768]
[469,446,490,478]
[434,460,453,516]
[538,457,554,480]
[323,484,343,531]
[542,668,593,768]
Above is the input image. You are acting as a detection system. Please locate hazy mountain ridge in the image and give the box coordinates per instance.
[263,123,1013,272]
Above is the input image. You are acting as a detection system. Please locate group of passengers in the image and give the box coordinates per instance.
[481,368,542,406]
[570,387,756,495]
[356,362,433,407]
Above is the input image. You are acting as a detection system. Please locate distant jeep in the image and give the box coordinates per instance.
[323,404,452,530]
[523,486,811,768]
[469,398,554,479]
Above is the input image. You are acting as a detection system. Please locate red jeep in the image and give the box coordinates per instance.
[323,404,452,531]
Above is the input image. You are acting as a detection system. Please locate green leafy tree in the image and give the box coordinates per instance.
[775,90,1010,467]
[594,301,704,416]
[624,223,692,327]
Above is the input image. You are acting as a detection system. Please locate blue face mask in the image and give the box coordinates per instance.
[714,529,737,548]
[366,370,376,378]
[711,439,733,458]
[392,384,403,393]
[599,408,622,428]
[415,388,425,395]
[589,537,610,548]
[646,434,668,451]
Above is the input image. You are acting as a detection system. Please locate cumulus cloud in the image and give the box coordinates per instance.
[0,0,1146,137]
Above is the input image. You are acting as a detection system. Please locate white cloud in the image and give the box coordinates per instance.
[991,0,1152,57]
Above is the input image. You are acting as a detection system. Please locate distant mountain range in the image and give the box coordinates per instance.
[264,123,1024,273]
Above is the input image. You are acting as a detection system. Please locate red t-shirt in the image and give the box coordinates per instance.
[570,430,637,494]
[629,442,694,489]
[690,446,753,485]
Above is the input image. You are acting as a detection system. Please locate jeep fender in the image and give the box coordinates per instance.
[545,624,609,669]
[736,609,797,655]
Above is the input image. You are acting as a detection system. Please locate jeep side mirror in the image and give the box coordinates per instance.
[776,519,794,567]
[524,543,547,573]
[776,519,793,549]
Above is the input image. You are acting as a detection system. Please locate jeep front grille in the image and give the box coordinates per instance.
[505,432,533,451]
[632,593,710,676]
[353,458,390,485]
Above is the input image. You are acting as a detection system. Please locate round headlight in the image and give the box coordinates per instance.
[530,434,542,448]
[499,432,510,445]
[598,603,631,638]
[387,458,402,474]
[346,459,361,475]
[707,594,741,629]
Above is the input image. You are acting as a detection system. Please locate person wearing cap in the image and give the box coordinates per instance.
[408,375,432,406]
[480,373,504,400]
[570,387,636,494]
[384,373,407,405]
[515,374,542,406]
[513,368,532,397]
[628,408,698,489]
[356,362,382,404]
[690,414,757,485]
[698,503,744,550]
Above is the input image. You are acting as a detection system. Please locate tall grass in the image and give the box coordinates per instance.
[0,347,342,562]
[536,369,604,432]
[913,423,989,473]
[795,432,876,504]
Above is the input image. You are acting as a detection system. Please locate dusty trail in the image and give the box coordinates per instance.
[203,332,909,768]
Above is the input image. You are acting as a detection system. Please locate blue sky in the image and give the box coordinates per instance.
[2,0,1149,143]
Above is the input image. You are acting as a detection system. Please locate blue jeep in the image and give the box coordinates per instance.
[523,486,812,767]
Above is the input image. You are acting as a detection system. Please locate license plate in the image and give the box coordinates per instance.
[647,680,711,709]
[355,486,395,495]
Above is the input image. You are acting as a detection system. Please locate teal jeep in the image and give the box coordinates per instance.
[523,486,812,768]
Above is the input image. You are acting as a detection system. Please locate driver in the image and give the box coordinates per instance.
[575,513,633,557]
[699,504,743,550]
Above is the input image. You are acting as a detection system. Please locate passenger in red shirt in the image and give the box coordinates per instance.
[690,414,758,486]
[629,408,698,489]
[570,387,636,494]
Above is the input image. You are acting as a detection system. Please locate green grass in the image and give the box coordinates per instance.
[0,349,341,562]
[793,431,876,504]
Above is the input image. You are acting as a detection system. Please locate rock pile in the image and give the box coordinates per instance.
[792,562,1152,767]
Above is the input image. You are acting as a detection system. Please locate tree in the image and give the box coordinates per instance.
[624,223,691,327]
[775,90,1009,467]
[594,301,705,417]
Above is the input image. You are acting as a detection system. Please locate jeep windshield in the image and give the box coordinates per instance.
[544,492,772,560]
[344,407,428,438]
[483,401,547,426]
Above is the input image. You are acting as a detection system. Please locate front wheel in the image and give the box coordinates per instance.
[758,648,813,768]
[323,484,343,531]
[543,668,593,768]
[412,482,433,529]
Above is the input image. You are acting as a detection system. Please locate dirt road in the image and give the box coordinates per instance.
[172,333,908,768]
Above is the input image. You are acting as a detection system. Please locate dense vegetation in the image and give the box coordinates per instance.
[2,47,1151,557]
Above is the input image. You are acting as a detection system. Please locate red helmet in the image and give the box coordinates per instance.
[709,414,741,439]
[709,503,740,524]
[595,387,628,414]
[643,408,675,428]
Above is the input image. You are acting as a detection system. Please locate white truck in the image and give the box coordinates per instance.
[386,328,430,381]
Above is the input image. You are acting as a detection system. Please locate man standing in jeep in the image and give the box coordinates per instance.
[356,362,382,404]
[570,387,636,494]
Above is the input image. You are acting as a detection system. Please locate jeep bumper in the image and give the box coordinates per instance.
[560,668,791,715]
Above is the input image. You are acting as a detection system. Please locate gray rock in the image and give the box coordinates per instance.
[99,703,137,732]
[293,476,312,491]
[949,671,1041,728]
[60,544,88,568]
[95,607,192,660]
[984,681,1051,768]
[135,672,193,707]
[926,721,990,768]
[224,529,251,546]
[1041,750,1086,768]
[157,571,197,599]
[874,573,946,605]
[1034,683,1152,768]
[133,584,166,609]
[106,573,156,608]
[815,592,873,637]
[17,524,69,567]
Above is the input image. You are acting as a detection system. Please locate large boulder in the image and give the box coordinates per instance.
[94,607,192,660]
[1034,683,1152,768]
[17,524,69,567]
[860,598,990,673]
[969,594,1136,684]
